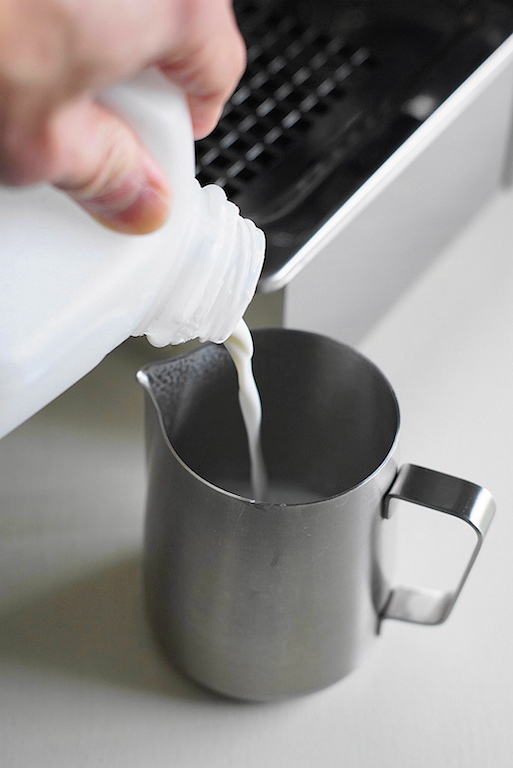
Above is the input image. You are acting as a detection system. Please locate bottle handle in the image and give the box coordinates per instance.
[100,69,195,192]
[380,463,495,625]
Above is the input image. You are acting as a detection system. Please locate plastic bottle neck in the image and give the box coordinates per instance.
[138,180,265,347]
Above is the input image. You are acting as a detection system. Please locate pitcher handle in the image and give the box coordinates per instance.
[381,464,495,625]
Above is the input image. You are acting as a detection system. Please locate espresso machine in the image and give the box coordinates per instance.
[196,0,513,343]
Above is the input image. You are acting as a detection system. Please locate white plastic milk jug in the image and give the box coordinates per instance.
[0,70,265,439]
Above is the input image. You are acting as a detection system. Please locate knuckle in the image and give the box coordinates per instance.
[0,122,55,186]
[56,118,142,211]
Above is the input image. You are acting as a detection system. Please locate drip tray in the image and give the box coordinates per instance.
[195,0,513,287]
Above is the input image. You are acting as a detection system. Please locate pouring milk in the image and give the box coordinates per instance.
[224,320,321,504]
[224,319,268,500]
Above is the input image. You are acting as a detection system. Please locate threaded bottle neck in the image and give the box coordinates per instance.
[141,181,265,347]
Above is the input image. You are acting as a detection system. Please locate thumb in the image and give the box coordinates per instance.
[52,98,172,235]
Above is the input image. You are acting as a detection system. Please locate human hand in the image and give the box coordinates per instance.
[0,0,245,234]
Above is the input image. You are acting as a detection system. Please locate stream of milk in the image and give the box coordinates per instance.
[224,321,321,504]
[224,319,268,500]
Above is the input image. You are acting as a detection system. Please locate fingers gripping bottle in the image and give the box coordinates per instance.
[0,70,265,439]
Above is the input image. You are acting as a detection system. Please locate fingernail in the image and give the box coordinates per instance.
[84,155,172,236]
[93,182,171,235]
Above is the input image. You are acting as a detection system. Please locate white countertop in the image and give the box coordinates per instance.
[2,185,513,767]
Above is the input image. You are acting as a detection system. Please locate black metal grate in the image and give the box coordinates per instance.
[195,0,513,284]
[196,5,377,202]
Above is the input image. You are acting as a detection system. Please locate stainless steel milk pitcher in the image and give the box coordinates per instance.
[137,329,495,701]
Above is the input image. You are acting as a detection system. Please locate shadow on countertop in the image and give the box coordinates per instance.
[0,555,217,705]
